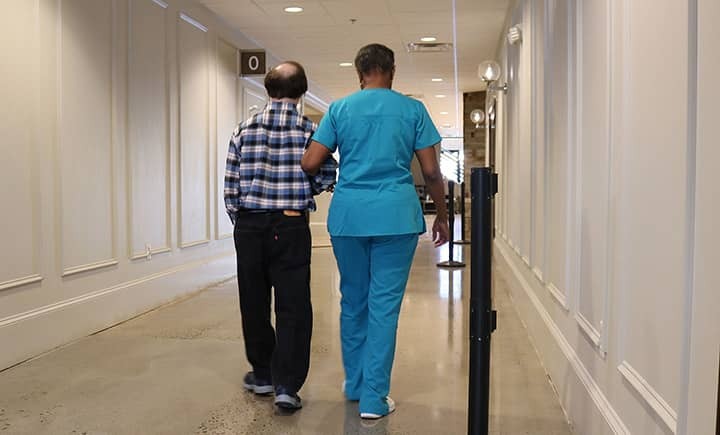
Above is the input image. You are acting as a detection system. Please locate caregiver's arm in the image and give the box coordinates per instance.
[301,141,331,176]
[416,145,449,247]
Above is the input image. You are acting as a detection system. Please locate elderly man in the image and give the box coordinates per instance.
[224,61,335,410]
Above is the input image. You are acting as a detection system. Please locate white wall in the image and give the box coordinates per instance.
[0,0,332,372]
[493,0,719,434]
[684,1,720,433]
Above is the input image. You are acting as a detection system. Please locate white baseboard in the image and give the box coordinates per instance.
[495,238,630,435]
[617,361,678,433]
[547,282,570,311]
[310,222,332,248]
[0,254,236,372]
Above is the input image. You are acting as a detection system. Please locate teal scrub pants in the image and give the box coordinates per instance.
[330,233,419,415]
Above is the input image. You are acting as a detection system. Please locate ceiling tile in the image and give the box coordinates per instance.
[386,0,450,13]
[320,0,393,25]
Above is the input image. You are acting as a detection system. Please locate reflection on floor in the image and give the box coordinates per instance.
[0,236,572,434]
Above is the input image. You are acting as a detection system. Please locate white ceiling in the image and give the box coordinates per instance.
[200,0,510,135]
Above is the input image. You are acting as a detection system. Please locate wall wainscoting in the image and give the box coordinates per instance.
[495,238,630,434]
[0,254,235,371]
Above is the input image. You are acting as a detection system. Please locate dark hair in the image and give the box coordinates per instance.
[264,61,308,99]
[354,44,395,76]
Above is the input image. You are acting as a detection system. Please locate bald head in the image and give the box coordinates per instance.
[264,61,308,100]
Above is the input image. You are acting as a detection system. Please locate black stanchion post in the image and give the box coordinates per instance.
[437,180,465,268]
[468,168,498,435]
[455,182,470,244]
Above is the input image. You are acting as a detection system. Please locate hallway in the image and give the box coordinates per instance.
[0,239,571,435]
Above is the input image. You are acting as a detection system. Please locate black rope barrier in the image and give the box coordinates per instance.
[468,167,498,434]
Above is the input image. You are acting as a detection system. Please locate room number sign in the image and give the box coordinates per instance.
[240,50,266,76]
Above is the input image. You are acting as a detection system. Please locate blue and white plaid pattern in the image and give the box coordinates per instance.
[224,101,336,220]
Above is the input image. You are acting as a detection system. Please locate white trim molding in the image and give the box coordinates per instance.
[309,222,331,248]
[130,247,172,261]
[180,239,210,249]
[304,91,330,113]
[241,76,264,91]
[1,255,229,329]
[677,0,699,431]
[496,238,630,434]
[575,312,603,351]
[0,254,235,372]
[547,282,569,311]
[0,275,44,292]
[618,361,678,433]
[179,13,208,33]
[532,266,544,283]
[62,259,119,278]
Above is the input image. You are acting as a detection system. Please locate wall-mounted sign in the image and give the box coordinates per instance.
[240,50,266,76]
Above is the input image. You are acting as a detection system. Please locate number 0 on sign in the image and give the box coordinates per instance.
[240,50,266,76]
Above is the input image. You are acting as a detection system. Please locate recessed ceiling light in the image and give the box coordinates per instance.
[440,111,449,115]
[431,78,443,82]
[339,62,353,67]
[284,6,303,13]
[435,94,446,98]
[420,36,437,42]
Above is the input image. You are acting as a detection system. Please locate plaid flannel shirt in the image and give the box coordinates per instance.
[224,101,337,222]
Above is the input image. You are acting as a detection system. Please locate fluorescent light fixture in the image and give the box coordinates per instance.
[339,62,353,67]
[440,111,449,115]
[431,78,443,82]
[284,6,303,13]
[435,94,446,98]
[406,42,452,53]
[420,36,437,42]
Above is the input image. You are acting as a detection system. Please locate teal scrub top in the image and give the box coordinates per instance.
[312,88,442,237]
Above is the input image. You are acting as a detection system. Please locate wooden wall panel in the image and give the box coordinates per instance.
[616,1,689,431]
[128,0,170,259]
[178,13,210,248]
[530,0,547,281]
[576,0,611,350]
[58,0,116,276]
[215,39,238,240]
[544,0,571,307]
[0,0,42,290]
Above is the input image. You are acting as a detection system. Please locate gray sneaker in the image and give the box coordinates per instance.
[242,372,274,395]
[274,386,302,410]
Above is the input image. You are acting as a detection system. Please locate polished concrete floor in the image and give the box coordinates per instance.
[0,233,573,434]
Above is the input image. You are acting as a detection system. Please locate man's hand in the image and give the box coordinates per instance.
[431,216,450,247]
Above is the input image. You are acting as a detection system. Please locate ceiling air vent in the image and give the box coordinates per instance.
[406,42,453,53]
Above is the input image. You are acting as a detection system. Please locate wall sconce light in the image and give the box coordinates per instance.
[470,109,485,128]
[478,60,508,93]
[507,25,522,45]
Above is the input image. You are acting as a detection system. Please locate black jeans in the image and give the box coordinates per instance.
[233,211,312,393]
